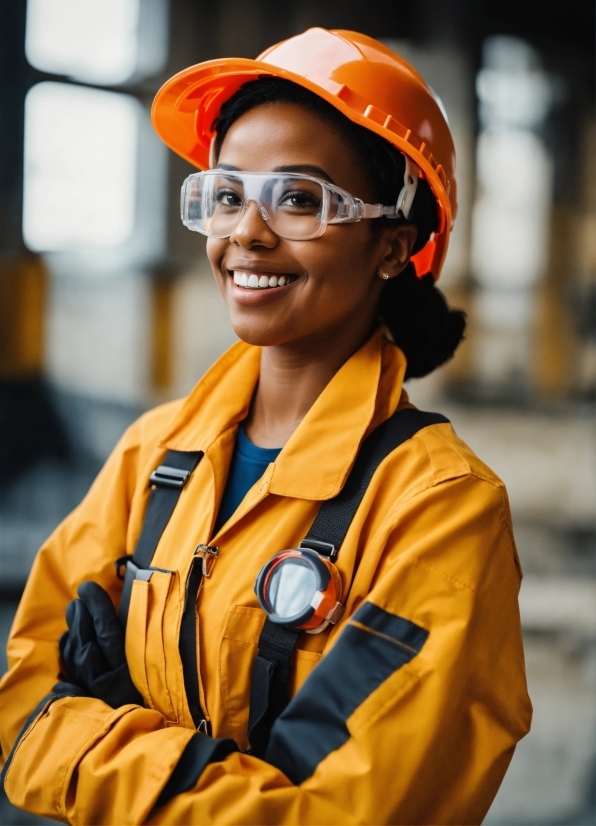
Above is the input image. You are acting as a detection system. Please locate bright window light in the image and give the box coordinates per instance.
[471,37,553,291]
[23,82,138,251]
[25,0,148,85]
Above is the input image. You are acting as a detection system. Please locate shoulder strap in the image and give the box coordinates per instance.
[116,450,203,625]
[248,408,449,755]
[302,408,449,556]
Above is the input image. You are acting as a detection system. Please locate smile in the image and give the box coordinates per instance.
[232,271,298,290]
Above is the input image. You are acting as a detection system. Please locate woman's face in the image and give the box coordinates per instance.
[206,102,412,350]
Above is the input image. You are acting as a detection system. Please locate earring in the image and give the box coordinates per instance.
[381,272,390,280]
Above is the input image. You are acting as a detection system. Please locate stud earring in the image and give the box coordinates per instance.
[381,272,390,280]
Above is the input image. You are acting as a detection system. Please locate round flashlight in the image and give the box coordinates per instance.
[254,548,344,633]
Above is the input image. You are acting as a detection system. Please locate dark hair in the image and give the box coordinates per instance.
[213,77,466,379]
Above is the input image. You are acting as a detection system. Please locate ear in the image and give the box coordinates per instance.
[374,223,418,280]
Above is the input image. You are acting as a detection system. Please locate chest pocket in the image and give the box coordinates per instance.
[126,569,184,724]
[218,605,322,751]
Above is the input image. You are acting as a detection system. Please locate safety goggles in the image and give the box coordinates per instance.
[254,546,344,633]
[180,160,418,241]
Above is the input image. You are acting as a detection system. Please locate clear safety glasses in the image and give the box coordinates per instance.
[181,161,418,241]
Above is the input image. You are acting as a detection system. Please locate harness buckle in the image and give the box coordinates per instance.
[149,465,191,490]
[299,538,337,558]
[114,555,133,580]
[194,544,219,577]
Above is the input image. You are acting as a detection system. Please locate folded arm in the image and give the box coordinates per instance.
[1,466,531,825]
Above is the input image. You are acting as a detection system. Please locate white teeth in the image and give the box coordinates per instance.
[232,271,294,289]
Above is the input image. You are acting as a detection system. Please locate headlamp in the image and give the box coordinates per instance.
[254,547,344,634]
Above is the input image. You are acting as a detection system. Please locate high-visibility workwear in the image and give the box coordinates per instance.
[0,329,531,824]
[152,27,456,280]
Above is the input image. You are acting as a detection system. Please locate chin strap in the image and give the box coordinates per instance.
[396,155,419,220]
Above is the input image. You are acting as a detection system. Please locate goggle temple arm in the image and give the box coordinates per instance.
[354,156,420,222]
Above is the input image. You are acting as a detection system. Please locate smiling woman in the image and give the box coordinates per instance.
[0,28,531,826]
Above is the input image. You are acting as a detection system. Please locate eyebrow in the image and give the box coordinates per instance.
[216,163,336,185]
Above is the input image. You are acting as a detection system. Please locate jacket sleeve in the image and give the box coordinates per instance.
[0,408,221,825]
[1,470,532,825]
[0,415,145,757]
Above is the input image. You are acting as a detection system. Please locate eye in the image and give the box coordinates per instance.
[214,188,243,208]
[278,189,321,212]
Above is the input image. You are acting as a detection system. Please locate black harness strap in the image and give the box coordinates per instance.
[247,408,449,756]
[116,450,203,625]
[248,624,301,758]
[303,408,449,554]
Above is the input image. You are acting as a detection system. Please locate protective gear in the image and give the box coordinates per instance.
[0,330,531,825]
[59,581,143,708]
[152,27,456,280]
[181,168,418,242]
[254,547,343,632]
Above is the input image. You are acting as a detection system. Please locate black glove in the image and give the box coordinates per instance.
[57,580,143,708]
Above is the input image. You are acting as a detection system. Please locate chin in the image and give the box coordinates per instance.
[230,320,290,348]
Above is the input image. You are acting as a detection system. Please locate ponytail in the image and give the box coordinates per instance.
[379,264,466,380]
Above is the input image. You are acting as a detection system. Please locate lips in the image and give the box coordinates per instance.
[232,271,298,290]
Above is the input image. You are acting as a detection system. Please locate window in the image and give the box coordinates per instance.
[23,82,139,251]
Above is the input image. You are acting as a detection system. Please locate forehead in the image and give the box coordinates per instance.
[217,102,373,198]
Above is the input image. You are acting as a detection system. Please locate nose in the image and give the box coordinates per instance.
[229,199,278,249]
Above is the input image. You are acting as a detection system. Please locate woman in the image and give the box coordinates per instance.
[0,28,531,825]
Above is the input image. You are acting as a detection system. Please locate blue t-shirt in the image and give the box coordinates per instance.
[215,422,282,532]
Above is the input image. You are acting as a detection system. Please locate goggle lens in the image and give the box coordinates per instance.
[183,171,333,241]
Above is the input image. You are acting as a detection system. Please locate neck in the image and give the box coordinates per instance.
[244,323,376,448]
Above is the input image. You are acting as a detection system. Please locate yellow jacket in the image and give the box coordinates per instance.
[0,329,531,825]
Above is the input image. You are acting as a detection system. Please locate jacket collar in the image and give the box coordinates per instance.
[160,327,407,501]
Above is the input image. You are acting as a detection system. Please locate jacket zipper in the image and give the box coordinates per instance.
[178,545,218,734]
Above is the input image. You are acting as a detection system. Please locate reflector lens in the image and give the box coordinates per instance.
[267,558,317,618]
[255,547,342,632]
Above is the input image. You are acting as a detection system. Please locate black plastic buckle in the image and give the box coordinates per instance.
[114,555,133,580]
[149,464,191,490]
[299,538,337,558]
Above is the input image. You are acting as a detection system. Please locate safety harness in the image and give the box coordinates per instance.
[116,408,448,751]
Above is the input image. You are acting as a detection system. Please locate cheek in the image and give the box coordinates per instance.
[303,228,376,295]
[206,239,227,285]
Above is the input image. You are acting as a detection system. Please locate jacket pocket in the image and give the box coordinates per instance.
[218,605,322,750]
[125,569,181,723]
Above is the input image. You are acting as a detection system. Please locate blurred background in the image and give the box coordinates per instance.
[0,1,594,823]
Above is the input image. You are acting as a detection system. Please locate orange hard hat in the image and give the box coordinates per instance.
[152,27,457,280]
